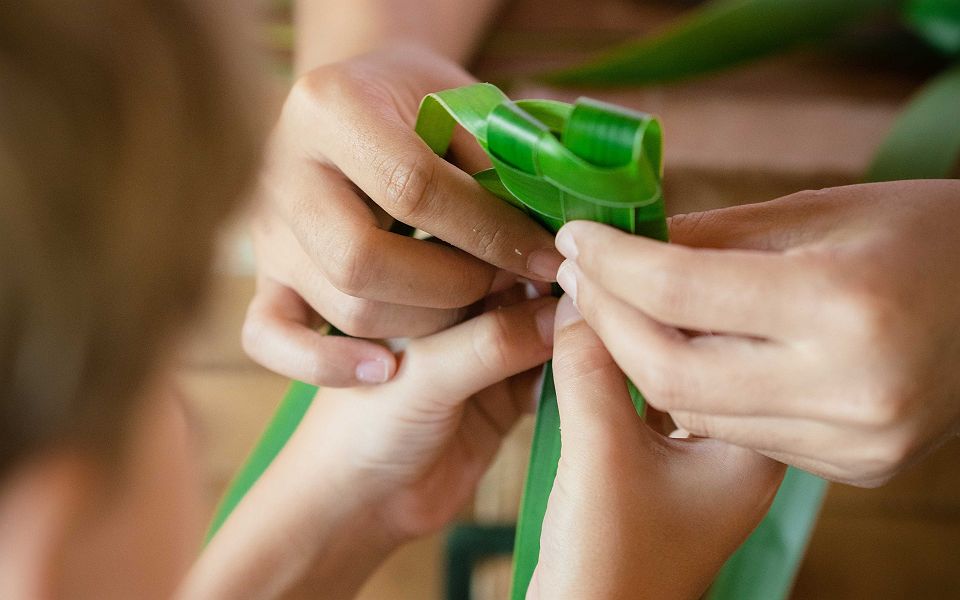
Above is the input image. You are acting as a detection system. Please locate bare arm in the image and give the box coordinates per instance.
[294,0,503,72]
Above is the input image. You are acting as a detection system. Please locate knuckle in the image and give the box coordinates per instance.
[326,230,376,296]
[646,251,694,316]
[289,64,356,111]
[330,297,380,338]
[851,434,915,486]
[667,211,715,244]
[640,363,690,410]
[826,261,901,348]
[554,334,615,383]
[240,314,267,360]
[470,309,516,375]
[380,153,438,222]
[860,385,910,429]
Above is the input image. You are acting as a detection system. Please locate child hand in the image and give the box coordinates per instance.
[287,294,557,540]
[243,44,561,387]
[554,179,960,487]
[189,294,556,599]
[529,296,784,600]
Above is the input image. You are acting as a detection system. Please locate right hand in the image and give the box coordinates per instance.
[243,44,562,386]
[529,296,786,600]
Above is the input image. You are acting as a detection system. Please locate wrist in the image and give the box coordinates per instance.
[182,420,403,600]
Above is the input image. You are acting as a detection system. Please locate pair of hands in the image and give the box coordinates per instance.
[235,43,960,596]
[238,46,780,598]
[554,179,960,487]
[283,290,782,600]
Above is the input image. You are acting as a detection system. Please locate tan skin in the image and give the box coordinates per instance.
[1,1,938,599]
[251,1,960,490]
[555,180,960,487]
[3,0,785,597]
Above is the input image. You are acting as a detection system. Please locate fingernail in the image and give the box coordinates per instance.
[356,359,390,384]
[527,248,564,281]
[556,260,578,304]
[535,301,557,345]
[555,294,582,329]
[555,227,579,260]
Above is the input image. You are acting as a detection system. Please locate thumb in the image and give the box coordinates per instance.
[551,295,648,445]
[398,296,557,403]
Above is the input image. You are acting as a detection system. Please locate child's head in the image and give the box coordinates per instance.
[0,1,265,596]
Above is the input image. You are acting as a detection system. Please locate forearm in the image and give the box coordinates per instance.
[179,416,398,600]
[294,0,502,73]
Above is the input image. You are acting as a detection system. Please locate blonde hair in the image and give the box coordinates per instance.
[0,0,267,475]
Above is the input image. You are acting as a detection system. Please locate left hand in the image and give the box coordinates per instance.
[529,296,784,600]
[300,292,557,540]
[554,179,960,487]
[188,291,556,600]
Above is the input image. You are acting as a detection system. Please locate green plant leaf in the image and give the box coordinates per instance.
[866,61,960,181]
[541,0,898,86]
[205,379,318,541]
[904,0,960,55]
[707,469,827,600]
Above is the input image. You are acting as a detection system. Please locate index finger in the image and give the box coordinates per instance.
[556,220,818,338]
[319,109,563,282]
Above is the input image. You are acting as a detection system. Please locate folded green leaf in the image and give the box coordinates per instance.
[541,0,898,86]
[417,84,668,599]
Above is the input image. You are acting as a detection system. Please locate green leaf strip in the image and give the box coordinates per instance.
[866,61,960,181]
[541,0,898,86]
[416,84,669,599]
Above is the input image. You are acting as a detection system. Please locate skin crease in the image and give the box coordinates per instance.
[245,45,563,387]
[528,296,785,600]
[0,0,812,600]
[555,180,960,487]
[182,292,561,599]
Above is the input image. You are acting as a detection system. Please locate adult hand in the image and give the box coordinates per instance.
[529,296,784,600]
[554,179,960,487]
[243,44,561,387]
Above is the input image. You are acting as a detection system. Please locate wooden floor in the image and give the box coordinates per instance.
[179,1,960,598]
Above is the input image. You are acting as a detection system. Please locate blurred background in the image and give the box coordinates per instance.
[179,0,960,598]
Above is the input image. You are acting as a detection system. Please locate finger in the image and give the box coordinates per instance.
[669,410,891,485]
[551,294,644,443]
[242,277,397,386]
[266,161,501,308]
[560,261,799,418]
[757,450,882,487]
[290,250,469,338]
[316,107,563,282]
[399,297,557,403]
[253,205,468,338]
[555,220,815,338]
[667,187,869,252]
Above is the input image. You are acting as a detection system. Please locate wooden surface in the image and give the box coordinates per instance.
[182,1,959,598]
